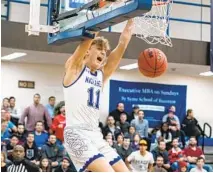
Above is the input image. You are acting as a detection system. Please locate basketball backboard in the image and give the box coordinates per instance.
[47,0,152,45]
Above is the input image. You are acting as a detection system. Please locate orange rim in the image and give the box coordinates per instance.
[153,0,172,6]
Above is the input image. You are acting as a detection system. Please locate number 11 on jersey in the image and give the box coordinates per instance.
[87,87,100,109]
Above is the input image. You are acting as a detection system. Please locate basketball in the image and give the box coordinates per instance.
[138,48,168,78]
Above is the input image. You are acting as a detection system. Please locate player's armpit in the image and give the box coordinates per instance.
[103,19,134,83]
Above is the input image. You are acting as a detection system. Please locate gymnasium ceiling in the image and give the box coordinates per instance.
[1,47,211,77]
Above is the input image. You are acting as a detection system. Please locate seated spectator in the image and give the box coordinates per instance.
[131,133,140,151]
[45,96,56,119]
[190,157,207,172]
[19,93,52,132]
[126,139,154,172]
[13,123,27,145]
[103,116,121,141]
[1,153,7,172]
[105,132,113,141]
[41,135,63,168]
[116,113,130,135]
[8,97,21,126]
[179,161,188,172]
[34,121,49,150]
[116,136,133,161]
[131,110,149,138]
[106,138,115,148]
[109,102,129,123]
[184,137,212,172]
[24,133,39,164]
[128,105,139,123]
[6,135,19,161]
[54,157,77,172]
[155,123,172,150]
[1,119,11,142]
[39,157,52,172]
[163,109,180,139]
[1,110,17,133]
[168,138,185,171]
[182,109,202,141]
[129,126,136,142]
[153,156,167,172]
[115,134,124,147]
[51,101,66,143]
[1,98,10,111]
[152,140,170,171]
[7,145,40,172]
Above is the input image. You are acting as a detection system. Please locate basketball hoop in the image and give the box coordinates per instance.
[133,0,173,47]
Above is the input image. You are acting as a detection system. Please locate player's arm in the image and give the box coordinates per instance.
[103,19,134,82]
[65,32,99,70]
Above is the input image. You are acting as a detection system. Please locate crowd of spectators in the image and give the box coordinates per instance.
[1,94,212,172]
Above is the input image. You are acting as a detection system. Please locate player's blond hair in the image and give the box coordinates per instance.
[91,37,110,52]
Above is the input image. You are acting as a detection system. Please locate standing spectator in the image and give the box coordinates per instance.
[129,126,136,142]
[131,110,149,138]
[1,153,7,172]
[41,135,63,168]
[155,123,172,150]
[116,136,133,161]
[184,137,212,172]
[182,109,202,141]
[190,157,207,172]
[109,103,128,123]
[34,121,49,150]
[19,93,52,132]
[1,98,10,110]
[54,157,77,172]
[151,140,170,171]
[6,135,19,161]
[103,116,121,141]
[24,133,39,164]
[1,119,11,142]
[13,123,27,145]
[51,101,66,143]
[1,110,17,133]
[128,105,139,123]
[153,156,167,172]
[116,113,130,135]
[126,139,154,172]
[7,145,40,172]
[45,96,56,119]
[131,134,140,151]
[168,138,185,171]
[8,97,21,126]
[39,157,52,172]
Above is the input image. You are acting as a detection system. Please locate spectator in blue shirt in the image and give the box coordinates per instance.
[45,96,56,119]
[130,110,149,138]
[34,121,49,150]
[1,119,11,142]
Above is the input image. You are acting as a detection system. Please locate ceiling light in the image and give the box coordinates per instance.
[1,52,26,60]
[199,71,213,77]
[120,63,138,70]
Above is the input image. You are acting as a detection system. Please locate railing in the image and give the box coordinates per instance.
[202,122,212,152]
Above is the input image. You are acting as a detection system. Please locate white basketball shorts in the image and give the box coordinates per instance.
[64,125,121,172]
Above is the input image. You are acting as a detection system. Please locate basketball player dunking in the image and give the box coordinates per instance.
[63,19,133,172]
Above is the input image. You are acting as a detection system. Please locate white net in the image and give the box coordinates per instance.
[133,0,173,47]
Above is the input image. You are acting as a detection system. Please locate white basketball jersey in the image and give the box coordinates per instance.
[63,66,103,129]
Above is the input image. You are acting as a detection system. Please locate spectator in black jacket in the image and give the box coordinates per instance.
[24,133,39,165]
[116,136,133,161]
[128,105,139,123]
[54,157,77,172]
[41,135,63,168]
[103,116,121,141]
[6,135,19,161]
[182,109,202,141]
[109,103,129,123]
[13,123,27,145]
[7,145,40,172]
[116,113,130,135]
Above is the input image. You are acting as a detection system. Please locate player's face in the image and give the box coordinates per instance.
[88,45,107,70]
